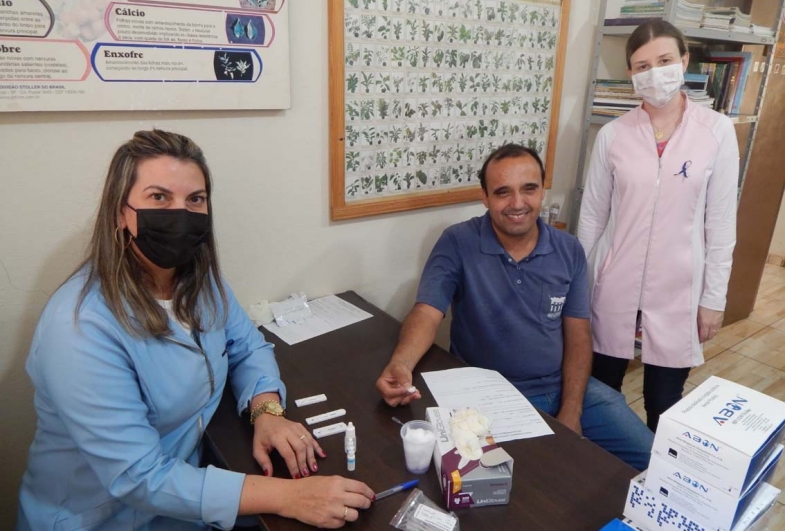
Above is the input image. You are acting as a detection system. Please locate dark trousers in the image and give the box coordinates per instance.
[592,352,690,432]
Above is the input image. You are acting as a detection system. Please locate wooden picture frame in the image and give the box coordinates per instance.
[329,0,571,220]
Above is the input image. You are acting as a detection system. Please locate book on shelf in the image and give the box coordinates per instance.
[603,0,774,36]
[604,0,663,26]
[707,51,753,115]
[591,76,717,119]
[688,51,753,115]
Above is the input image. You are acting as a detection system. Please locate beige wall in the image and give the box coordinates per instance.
[0,0,600,522]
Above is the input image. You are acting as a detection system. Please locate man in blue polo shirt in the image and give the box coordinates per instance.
[376,144,653,471]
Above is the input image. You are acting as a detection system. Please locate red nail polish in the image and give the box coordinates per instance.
[372,495,376,502]
[302,468,309,477]
[294,473,301,479]
[312,463,318,472]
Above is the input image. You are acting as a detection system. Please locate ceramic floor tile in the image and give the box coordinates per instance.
[755,294,774,311]
[771,318,785,333]
[764,264,785,277]
[758,282,784,298]
[708,319,767,349]
[730,328,785,371]
[763,286,785,302]
[749,297,785,326]
[703,342,726,361]
[627,357,643,372]
[621,364,644,405]
[686,350,785,401]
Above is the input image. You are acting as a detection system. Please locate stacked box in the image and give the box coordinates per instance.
[623,376,785,531]
[650,376,785,497]
[623,471,780,531]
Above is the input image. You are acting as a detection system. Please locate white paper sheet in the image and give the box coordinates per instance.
[421,367,554,442]
[262,295,372,345]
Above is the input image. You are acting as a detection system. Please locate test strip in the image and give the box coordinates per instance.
[313,422,347,439]
[305,409,346,426]
[294,394,327,407]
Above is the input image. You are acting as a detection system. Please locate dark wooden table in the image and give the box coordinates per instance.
[206,291,636,531]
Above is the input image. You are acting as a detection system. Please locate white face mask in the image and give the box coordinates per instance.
[631,63,684,108]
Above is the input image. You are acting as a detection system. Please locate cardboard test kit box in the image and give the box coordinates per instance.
[426,407,514,510]
[644,445,782,531]
[623,471,782,531]
[651,376,785,497]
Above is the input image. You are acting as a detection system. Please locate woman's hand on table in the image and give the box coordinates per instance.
[279,475,375,528]
[253,415,326,479]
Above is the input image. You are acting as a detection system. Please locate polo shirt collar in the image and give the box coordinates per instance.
[479,212,554,258]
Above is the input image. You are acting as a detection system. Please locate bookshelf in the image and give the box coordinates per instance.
[569,0,784,234]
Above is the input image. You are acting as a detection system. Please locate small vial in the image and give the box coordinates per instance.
[345,422,357,472]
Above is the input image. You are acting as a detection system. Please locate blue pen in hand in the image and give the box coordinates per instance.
[374,479,418,501]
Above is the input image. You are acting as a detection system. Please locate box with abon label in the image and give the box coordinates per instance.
[650,376,785,497]
[644,445,782,531]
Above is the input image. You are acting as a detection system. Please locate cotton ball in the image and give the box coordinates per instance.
[405,428,435,443]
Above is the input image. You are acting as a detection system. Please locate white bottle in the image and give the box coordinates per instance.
[344,422,356,472]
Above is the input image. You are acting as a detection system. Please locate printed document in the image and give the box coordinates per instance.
[263,295,372,345]
[421,367,554,442]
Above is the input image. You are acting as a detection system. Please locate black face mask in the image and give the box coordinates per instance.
[126,206,211,269]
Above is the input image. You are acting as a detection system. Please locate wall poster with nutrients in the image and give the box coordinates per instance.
[0,0,290,111]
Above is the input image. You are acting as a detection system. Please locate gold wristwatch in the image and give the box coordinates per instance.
[249,400,285,425]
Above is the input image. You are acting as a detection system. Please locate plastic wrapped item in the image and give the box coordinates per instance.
[269,292,312,327]
[390,489,460,531]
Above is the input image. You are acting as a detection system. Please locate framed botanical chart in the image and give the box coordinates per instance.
[329,0,571,220]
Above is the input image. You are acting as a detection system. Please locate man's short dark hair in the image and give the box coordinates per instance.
[478,144,545,192]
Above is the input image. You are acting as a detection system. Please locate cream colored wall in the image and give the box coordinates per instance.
[0,0,599,522]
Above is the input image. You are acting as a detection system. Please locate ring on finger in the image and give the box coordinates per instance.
[299,434,307,441]
[343,506,349,520]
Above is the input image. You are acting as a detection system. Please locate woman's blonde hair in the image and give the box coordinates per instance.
[75,129,227,337]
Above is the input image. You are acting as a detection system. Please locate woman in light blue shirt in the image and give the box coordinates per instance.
[18,130,373,530]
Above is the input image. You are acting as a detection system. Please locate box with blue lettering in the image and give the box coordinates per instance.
[644,445,781,530]
[650,376,785,498]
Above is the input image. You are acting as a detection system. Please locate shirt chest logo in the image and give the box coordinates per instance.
[674,160,692,179]
[548,296,566,320]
